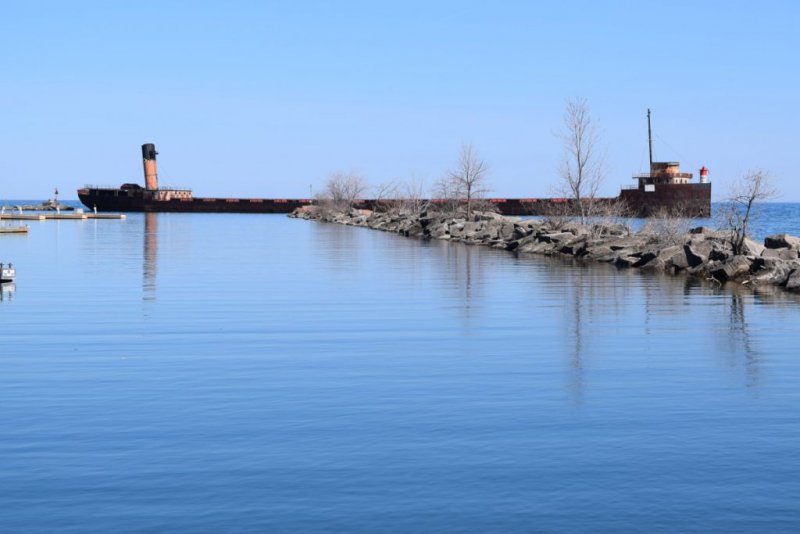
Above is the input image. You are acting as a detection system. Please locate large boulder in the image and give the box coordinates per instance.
[740,237,765,257]
[608,237,646,252]
[517,240,557,254]
[786,270,800,291]
[560,238,588,256]
[633,251,658,268]
[538,232,575,244]
[427,222,450,239]
[473,210,505,221]
[762,248,799,260]
[665,249,691,272]
[657,244,683,260]
[498,222,516,241]
[764,234,800,249]
[583,244,615,261]
[638,257,666,272]
[709,255,753,282]
[506,235,536,251]
[615,255,640,268]
[751,258,798,286]
[448,222,465,237]
[476,222,500,241]
[684,240,716,268]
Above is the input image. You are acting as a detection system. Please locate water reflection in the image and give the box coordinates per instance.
[313,222,361,272]
[143,212,157,299]
[440,243,485,329]
[295,219,798,396]
[526,254,784,395]
[727,292,760,388]
[0,282,15,302]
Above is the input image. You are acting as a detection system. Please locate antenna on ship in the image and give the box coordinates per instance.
[647,108,653,169]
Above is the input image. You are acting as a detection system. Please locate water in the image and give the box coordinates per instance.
[2,206,800,532]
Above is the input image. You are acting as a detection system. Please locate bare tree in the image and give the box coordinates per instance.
[639,203,695,245]
[400,175,430,216]
[432,175,462,217]
[321,171,369,212]
[558,98,605,225]
[373,180,401,213]
[445,143,491,218]
[720,169,776,255]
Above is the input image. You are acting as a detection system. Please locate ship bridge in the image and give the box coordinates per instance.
[634,161,693,188]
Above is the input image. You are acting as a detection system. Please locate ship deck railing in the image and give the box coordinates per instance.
[82,184,192,191]
[632,172,693,180]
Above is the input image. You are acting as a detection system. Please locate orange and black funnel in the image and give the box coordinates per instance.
[142,143,158,191]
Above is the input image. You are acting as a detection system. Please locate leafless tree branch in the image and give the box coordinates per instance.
[719,169,777,254]
[558,98,605,224]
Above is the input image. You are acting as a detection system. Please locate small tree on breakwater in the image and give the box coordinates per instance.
[317,171,369,213]
[557,98,606,225]
[435,143,491,218]
[719,169,777,255]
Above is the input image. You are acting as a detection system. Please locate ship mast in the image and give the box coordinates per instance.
[647,108,653,168]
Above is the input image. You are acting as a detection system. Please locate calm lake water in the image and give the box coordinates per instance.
[2,205,800,532]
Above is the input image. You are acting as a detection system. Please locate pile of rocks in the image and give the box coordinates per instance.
[289,206,800,293]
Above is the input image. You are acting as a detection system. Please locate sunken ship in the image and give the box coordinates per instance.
[78,115,711,217]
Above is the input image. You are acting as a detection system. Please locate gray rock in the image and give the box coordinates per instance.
[462,221,483,236]
[786,270,800,291]
[507,235,536,251]
[764,233,800,249]
[633,251,658,268]
[427,222,449,238]
[560,239,587,256]
[665,250,690,271]
[684,240,715,268]
[609,237,646,251]
[512,226,532,239]
[449,223,465,237]
[474,211,504,221]
[639,257,666,272]
[615,255,639,268]
[708,246,732,263]
[740,237,765,257]
[538,232,575,244]
[657,245,683,260]
[583,243,612,258]
[709,255,753,282]
[499,222,516,241]
[751,258,797,286]
[517,240,556,254]
[762,248,799,260]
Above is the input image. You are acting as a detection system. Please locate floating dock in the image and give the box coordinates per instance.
[0,226,28,234]
[0,213,125,221]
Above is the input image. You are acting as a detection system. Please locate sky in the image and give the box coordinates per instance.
[1,0,798,201]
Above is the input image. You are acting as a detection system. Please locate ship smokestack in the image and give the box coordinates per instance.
[142,143,159,191]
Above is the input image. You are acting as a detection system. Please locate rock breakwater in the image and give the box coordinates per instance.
[290,207,800,293]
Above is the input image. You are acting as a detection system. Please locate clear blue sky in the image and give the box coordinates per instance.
[1,0,797,200]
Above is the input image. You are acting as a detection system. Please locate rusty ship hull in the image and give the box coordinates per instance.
[77,186,311,214]
[77,184,711,217]
[77,140,711,218]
